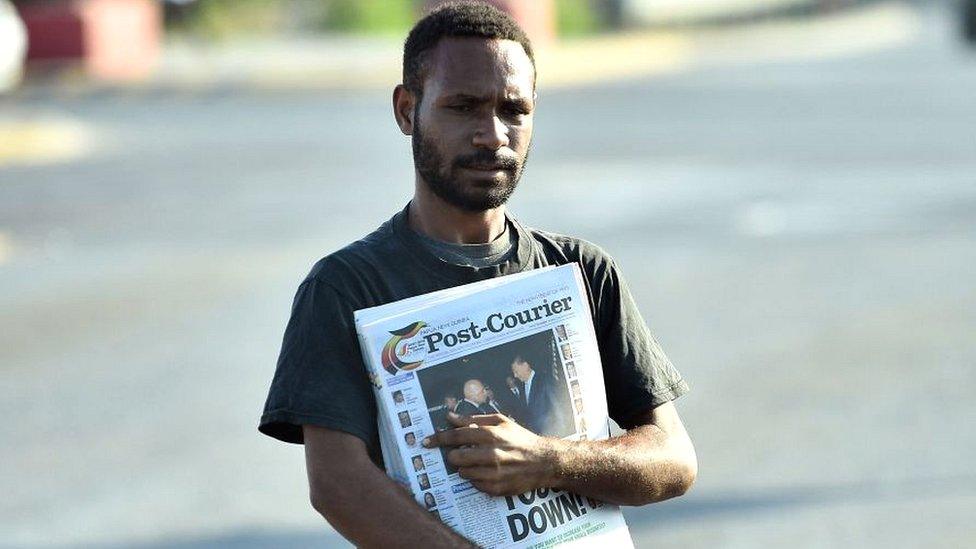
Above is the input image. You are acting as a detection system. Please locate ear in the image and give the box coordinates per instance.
[393,85,416,135]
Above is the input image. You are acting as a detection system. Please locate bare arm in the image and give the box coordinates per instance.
[423,401,697,506]
[548,401,697,505]
[303,425,475,548]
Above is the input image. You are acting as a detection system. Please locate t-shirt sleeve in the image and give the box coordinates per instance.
[258,277,381,462]
[593,258,689,429]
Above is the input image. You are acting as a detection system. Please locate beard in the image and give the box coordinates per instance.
[412,116,529,212]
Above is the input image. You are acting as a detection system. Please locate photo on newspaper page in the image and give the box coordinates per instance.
[419,329,575,474]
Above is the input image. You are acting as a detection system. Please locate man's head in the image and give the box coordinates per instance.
[506,375,518,389]
[394,2,536,213]
[462,378,488,404]
[510,355,534,382]
[405,432,416,445]
[444,394,458,409]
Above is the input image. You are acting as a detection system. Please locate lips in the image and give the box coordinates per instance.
[455,155,518,172]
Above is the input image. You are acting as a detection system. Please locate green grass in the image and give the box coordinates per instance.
[555,0,600,37]
[323,0,415,34]
[168,0,603,39]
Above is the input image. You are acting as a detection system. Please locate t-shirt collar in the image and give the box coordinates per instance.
[392,202,535,282]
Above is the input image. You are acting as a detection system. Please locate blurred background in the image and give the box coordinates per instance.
[1,0,974,547]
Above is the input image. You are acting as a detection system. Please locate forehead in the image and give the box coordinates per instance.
[424,37,534,98]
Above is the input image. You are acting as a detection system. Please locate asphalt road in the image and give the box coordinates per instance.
[1,4,974,548]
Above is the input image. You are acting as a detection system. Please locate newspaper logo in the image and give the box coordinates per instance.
[381,321,428,375]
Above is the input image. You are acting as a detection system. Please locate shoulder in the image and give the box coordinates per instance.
[524,226,620,283]
[518,224,633,329]
[301,216,404,304]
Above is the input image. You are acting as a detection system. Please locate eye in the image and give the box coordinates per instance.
[448,104,474,113]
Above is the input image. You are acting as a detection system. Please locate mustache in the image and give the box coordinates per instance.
[453,151,520,170]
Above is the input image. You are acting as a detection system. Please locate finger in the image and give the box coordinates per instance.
[423,425,494,448]
[458,466,503,481]
[445,412,468,427]
[472,480,511,497]
[447,412,504,427]
[448,447,504,468]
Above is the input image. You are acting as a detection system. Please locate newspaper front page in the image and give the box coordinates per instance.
[354,264,634,548]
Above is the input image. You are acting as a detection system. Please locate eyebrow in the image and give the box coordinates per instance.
[440,93,532,107]
[503,97,533,110]
[440,94,486,103]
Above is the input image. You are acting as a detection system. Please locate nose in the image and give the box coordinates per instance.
[472,114,510,150]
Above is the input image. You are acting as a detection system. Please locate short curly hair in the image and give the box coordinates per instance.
[402,1,536,98]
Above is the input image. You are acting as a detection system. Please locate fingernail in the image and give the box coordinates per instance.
[422,437,431,447]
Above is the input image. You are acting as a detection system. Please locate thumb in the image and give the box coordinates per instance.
[446,411,472,427]
[448,412,503,427]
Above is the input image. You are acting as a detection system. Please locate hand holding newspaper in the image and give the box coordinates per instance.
[354,264,634,548]
[420,409,559,499]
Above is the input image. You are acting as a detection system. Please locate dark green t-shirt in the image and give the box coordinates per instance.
[259,205,688,466]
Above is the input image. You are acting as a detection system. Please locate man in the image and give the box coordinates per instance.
[500,375,527,423]
[505,375,521,400]
[455,378,489,416]
[481,385,506,415]
[259,3,695,547]
[510,355,568,436]
[431,394,459,432]
[444,394,458,413]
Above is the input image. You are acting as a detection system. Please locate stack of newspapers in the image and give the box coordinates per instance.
[354,264,634,548]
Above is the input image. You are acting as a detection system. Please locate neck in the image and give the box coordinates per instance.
[409,176,507,244]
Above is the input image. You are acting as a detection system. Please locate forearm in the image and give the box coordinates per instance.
[309,463,473,548]
[304,426,474,548]
[426,403,696,507]
[545,422,696,506]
